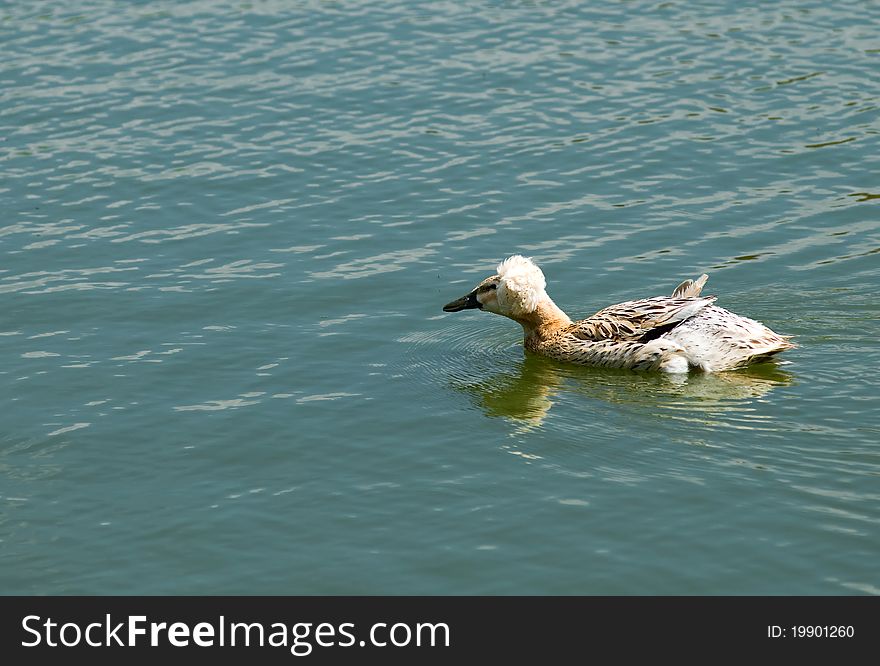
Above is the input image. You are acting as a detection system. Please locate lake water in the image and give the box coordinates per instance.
[1,0,878,595]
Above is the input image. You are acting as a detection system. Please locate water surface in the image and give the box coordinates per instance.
[1,0,878,594]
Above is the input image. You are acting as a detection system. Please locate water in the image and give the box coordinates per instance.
[1,0,878,595]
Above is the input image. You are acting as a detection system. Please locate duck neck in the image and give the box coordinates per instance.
[514,296,571,345]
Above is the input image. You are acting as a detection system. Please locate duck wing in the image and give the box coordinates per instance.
[565,295,717,343]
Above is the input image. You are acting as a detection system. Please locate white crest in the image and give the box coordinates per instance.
[495,255,546,315]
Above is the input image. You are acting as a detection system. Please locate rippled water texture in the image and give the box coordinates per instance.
[1,0,878,594]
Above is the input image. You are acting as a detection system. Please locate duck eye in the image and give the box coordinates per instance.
[488,283,497,290]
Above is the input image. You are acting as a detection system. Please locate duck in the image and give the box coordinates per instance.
[442,255,795,373]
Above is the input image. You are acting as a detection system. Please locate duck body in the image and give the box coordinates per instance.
[443,256,795,373]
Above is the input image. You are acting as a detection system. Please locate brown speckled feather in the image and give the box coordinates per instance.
[565,296,716,342]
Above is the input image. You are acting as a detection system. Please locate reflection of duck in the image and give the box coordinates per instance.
[456,353,794,427]
[457,354,564,426]
[443,255,795,372]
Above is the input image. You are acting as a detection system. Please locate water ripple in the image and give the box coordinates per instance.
[1,0,878,595]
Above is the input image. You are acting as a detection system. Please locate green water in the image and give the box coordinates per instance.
[1,0,878,595]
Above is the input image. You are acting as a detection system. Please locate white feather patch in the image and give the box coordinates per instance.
[495,255,546,315]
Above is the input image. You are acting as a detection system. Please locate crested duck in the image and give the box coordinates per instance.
[442,255,795,372]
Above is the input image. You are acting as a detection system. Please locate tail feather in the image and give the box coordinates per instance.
[733,345,794,368]
[672,273,709,298]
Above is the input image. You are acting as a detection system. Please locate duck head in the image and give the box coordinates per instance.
[442,255,550,319]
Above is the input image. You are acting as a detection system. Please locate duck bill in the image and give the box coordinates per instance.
[443,290,481,312]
